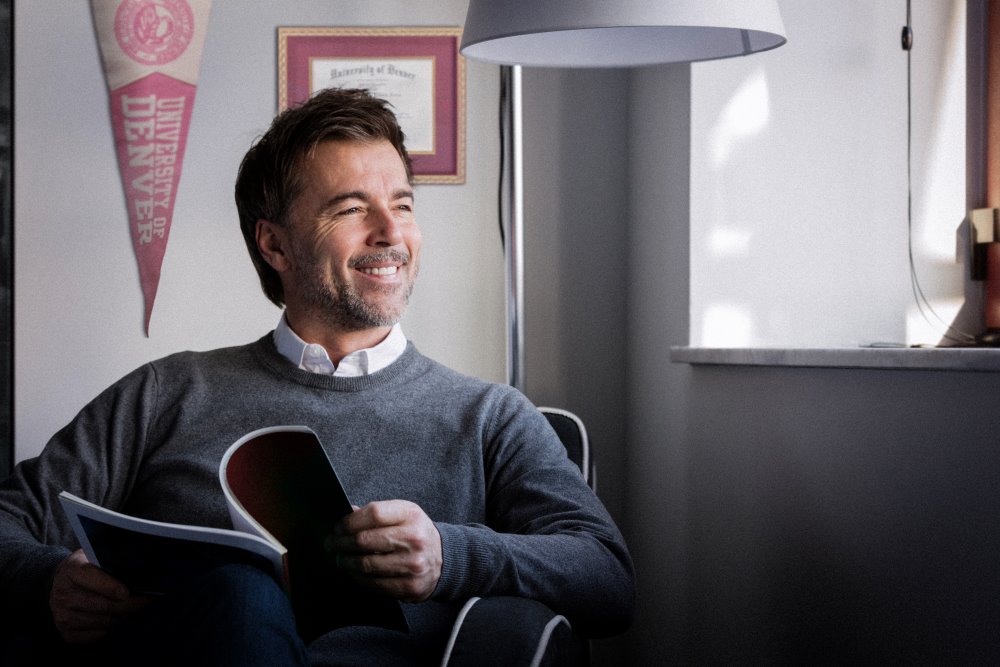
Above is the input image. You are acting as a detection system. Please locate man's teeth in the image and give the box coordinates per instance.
[359,266,398,275]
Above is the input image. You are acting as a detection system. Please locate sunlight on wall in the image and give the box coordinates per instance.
[701,304,754,348]
[709,68,770,169]
[708,227,754,257]
[906,297,966,345]
[697,68,770,347]
[905,0,971,346]
[915,0,965,262]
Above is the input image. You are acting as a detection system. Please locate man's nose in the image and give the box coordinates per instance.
[367,208,404,247]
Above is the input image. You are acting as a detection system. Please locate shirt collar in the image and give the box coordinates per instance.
[272,313,407,377]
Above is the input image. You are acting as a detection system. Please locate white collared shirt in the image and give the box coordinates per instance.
[272,313,407,377]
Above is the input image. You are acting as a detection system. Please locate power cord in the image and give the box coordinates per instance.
[902,0,977,345]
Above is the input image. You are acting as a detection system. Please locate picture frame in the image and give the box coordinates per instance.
[278,27,466,184]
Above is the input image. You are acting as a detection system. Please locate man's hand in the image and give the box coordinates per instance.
[49,549,150,644]
[331,500,442,602]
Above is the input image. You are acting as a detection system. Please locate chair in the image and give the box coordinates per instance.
[440,407,593,666]
[538,406,595,491]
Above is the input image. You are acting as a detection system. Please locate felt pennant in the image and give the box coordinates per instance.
[91,0,211,334]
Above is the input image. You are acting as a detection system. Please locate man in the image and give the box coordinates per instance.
[0,88,634,665]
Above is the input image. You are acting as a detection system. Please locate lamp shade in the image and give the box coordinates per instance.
[461,0,787,67]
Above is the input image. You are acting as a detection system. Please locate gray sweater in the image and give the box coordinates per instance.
[0,335,634,638]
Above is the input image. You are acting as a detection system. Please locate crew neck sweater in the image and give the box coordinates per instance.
[0,334,634,637]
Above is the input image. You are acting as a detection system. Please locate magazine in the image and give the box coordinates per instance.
[59,425,407,639]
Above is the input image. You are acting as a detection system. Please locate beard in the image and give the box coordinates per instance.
[294,248,417,332]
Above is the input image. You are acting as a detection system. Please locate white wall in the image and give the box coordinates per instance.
[690,0,974,348]
[14,1,505,461]
[624,2,1000,663]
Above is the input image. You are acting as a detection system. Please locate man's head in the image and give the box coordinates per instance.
[235,88,413,308]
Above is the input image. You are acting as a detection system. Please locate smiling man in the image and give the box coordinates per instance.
[0,88,634,666]
[258,139,421,357]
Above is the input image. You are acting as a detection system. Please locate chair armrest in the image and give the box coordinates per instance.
[440,596,588,666]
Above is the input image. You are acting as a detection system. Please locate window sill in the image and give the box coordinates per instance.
[669,346,1000,372]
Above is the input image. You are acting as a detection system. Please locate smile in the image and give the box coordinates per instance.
[358,266,399,276]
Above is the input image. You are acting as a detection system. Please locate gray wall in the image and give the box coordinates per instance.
[520,66,631,662]
[522,57,1000,663]
[625,64,693,665]
[672,365,1000,663]
[521,68,630,521]
[622,65,1000,664]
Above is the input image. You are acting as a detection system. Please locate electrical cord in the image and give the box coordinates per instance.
[903,0,977,345]
[498,68,509,249]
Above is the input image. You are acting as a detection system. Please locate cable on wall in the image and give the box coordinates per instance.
[903,0,977,345]
[498,69,509,249]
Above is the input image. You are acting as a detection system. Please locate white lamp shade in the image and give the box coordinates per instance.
[461,0,787,67]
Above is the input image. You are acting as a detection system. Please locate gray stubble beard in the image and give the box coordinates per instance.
[298,249,417,332]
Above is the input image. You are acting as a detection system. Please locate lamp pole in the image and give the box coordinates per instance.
[501,65,525,391]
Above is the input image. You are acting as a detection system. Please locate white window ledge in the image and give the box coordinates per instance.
[670,346,1000,372]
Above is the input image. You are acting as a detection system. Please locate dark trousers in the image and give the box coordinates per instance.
[3,566,582,666]
[4,563,308,667]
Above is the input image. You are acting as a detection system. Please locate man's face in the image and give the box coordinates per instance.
[282,139,421,332]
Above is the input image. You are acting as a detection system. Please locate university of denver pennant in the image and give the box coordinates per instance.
[91,0,211,334]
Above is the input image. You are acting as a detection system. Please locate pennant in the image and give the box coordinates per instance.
[91,0,212,334]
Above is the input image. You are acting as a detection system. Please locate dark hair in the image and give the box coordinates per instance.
[234,88,412,307]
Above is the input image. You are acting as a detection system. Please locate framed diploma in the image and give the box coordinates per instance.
[278,27,465,184]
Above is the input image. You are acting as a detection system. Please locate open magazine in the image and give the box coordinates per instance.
[59,425,407,640]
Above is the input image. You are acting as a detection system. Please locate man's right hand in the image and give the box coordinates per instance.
[49,548,150,644]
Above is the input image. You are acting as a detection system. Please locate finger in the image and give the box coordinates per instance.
[69,569,130,603]
[52,563,120,620]
[337,500,414,534]
[329,520,429,557]
[335,554,438,602]
[328,520,395,552]
[50,550,145,643]
[109,593,154,616]
[53,592,151,644]
[336,550,403,577]
[336,535,440,580]
[62,551,130,602]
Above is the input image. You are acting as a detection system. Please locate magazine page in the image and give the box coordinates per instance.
[218,425,408,639]
[219,424,353,546]
[59,491,285,596]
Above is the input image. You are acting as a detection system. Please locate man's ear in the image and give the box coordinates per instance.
[256,219,292,272]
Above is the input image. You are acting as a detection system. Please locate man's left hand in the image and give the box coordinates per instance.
[330,500,442,602]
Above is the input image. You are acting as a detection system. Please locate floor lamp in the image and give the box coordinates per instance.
[460,1,788,390]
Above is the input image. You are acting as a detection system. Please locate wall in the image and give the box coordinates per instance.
[690,1,975,348]
[14,0,505,461]
[521,67,630,524]
[519,67,632,663]
[678,366,1000,663]
[625,63,693,665]
[625,1,1000,664]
